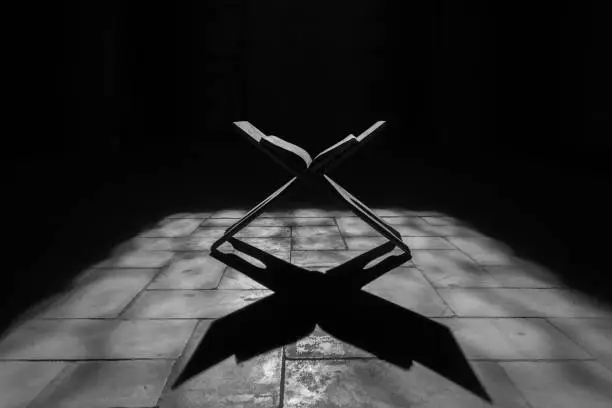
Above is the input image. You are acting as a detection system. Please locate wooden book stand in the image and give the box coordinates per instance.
[210,121,412,258]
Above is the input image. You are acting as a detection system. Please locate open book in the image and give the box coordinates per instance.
[233,121,385,174]
[260,134,357,173]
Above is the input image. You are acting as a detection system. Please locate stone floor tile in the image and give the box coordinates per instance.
[141,218,202,238]
[165,212,211,219]
[373,209,445,217]
[291,208,331,217]
[162,349,282,408]
[128,236,175,251]
[239,237,291,257]
[336,217,379,236]
[36,268,158,318]
[285,326,372,359]
[436,318,590,360]
[218,268,268,289]
[0,361,66,408]
[0,319,196,360]
[174,232,232,252]
[483,263,563,288]
[283,359,529,408]
[363,267,453,317]
[373,208,417,216]
[229,245,290,265]
[438,288,612,318]
[97,249,174,269]
[380,216,428,226]
[292,225,341,238]
[412,249,496,288]
[290,250,365,268]
[500,361,612,408]
[395,225,442,236]
[415,252,562,288]
[285,217,336,226]
[211,209,248,218]
[344,236,453,251]
[403,236,456,249]
[448,236,517,266]
[344,236,387,250]
[148,252,225,290]
[292,235,347,250]
[421,216,459,225]
[202,217,336,228]
[122,290,272,319]
[200,217,239,227]
[28,360,173,408]
[192,227,226,238]
[235,226,291,238]
[259,210,295,218]
[548,318,612,370]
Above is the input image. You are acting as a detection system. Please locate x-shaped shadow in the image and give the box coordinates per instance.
[171,238,491,403]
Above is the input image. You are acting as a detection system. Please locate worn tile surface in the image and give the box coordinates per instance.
[148,252,225,289]
[141,218,203,238]
[0,361,66,408]
[122,289,272,319]
[6,208,612,407]
[548,318,612,369]
[218,267,268,289]
[285,326,372,359]
[284,360,530,407]
[447,236,516,265]
[240,237,291,260]
[235,226,291,238]
[96,248,174,268]
[438,288,611,317]
[363,267,453,317]
[204,217,335,227]
[163,350,282,408]
[291,250,365,268]
[500,361,612,408]
[36,268,158,318]
[28,360,174,408]
[292,235,347,250]
[0,319,196,360]
[436,317,590,360]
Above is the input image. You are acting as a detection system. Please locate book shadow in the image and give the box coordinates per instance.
[171,238,492,403]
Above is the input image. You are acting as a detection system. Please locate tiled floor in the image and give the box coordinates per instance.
[1,209,611,407]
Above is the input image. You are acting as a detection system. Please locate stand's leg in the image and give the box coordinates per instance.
[322,175,411,254]
[210,176,298,250]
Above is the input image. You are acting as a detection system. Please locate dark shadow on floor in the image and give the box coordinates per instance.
[172,238,491,403]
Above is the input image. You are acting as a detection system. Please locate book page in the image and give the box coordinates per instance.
[260,135,312,171]
[310,135,358,170]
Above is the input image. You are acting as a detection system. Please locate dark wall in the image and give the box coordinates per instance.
[4,1,610,328]
[11,1,609,161]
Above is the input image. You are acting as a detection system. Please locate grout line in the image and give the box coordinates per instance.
[279,346,287,408]
[490,360,537,408]
[412,264,457,318]
[24,360,75,408]
[543,317,599,360]
[159,319,202,397]
[116,262,173,318]
[333,217,349,250]
[215,265,229,289]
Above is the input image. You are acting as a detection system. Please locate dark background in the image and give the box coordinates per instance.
[3,1,610,331]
